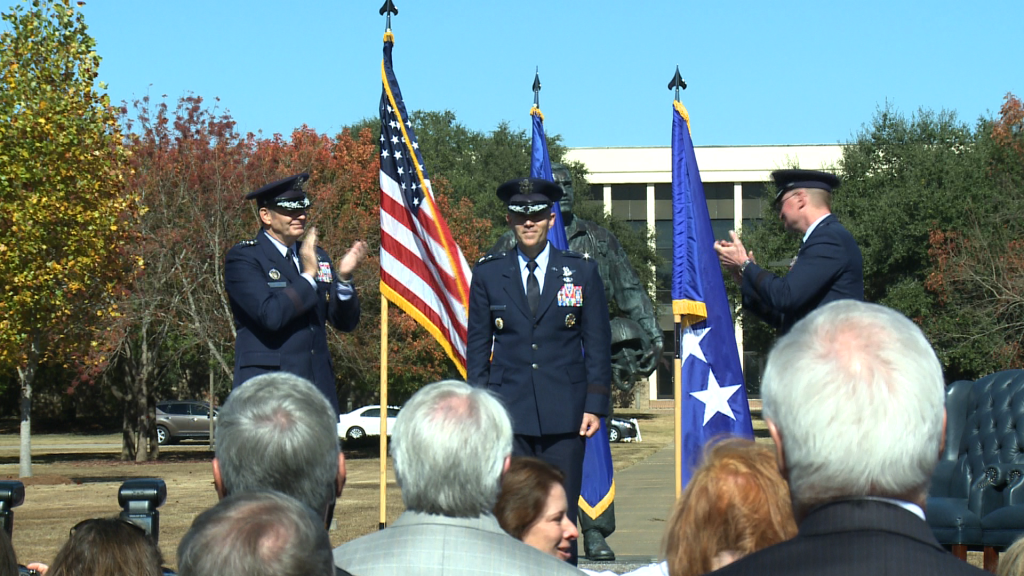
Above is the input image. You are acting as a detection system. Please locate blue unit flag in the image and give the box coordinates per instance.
[531,105,614,518]
[670,102,754,488]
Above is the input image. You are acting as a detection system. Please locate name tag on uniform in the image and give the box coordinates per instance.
[267,281,287,288]
[557,284,583,307]
[316,261,333,283]
[489,305,507,311]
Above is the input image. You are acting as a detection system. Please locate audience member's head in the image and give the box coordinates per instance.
[762,300,945,517]
[0,528,17,576]
[663,437,796,576]
[494,457,578,561]
[391,379,513,517]
[214,372,344,524]
[998,535,1024,576]
[47,517,163,576]
[178,490,333,576]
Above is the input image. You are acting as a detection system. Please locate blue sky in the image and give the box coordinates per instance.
[79,0,1022,148]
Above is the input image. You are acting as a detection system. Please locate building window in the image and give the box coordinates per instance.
[610,184,647,221]
[703,182,733,200]
[654,220,673,304]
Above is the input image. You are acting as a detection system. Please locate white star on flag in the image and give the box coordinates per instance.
[690,370,741,425]
[683,326,741,426]
[681,324,709,363]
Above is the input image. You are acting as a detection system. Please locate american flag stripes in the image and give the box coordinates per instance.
[378,33,472,376]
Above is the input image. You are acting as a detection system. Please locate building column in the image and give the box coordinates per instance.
[646,183,658,402]
[603,184,612,215]
[733,182,744,372]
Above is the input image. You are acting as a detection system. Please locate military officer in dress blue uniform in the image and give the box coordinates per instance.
[467,177,612,565]
[714,169,864,334]
[225,173,368,414]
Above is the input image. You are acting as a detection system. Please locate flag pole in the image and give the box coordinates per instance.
[674,319,682,498]
[379,297,389,530]
[377,0,399,531]
[669,66,688,500]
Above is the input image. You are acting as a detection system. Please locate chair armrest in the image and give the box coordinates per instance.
[1003,465,1024,506]
[970,466,1007,517]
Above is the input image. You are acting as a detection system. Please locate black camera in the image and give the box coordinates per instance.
[0,480,25,536]
[1,481,36,576]
[117,478,167,544]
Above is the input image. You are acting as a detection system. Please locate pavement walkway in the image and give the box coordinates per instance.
[578,444,677,573]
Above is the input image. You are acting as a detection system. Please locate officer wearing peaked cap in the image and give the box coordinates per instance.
[714,169,864,334]
[225,173,369,413]
[467,177,612,565]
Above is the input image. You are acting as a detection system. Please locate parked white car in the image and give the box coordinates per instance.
[338,405,400,441]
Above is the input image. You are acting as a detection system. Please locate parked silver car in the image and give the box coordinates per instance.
[155,400,217,445]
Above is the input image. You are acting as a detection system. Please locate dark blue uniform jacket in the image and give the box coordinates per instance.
[225,231,359,413]
[466,248,611,436]
[741,214,864,334]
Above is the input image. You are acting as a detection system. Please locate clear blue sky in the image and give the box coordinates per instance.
[79,0,1022,147]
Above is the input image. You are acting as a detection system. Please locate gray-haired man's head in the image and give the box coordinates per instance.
[391,380,513,517]
[178,490,334,576]
[213,372,344,525]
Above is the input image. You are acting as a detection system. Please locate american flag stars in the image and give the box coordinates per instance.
[379,96,426,215]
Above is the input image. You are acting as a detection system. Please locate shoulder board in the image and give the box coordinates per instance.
[560,250,584,259]
[235,238,258,247]
[476,252,505,265]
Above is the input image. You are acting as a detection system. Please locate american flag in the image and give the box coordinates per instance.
[378,33,471,376]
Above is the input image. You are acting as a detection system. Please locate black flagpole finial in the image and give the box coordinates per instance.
[532,67,541,108]
[668,65,687,102]
[379,0,398,29]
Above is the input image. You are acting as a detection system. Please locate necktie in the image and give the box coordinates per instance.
[288,246,301,273]
[526,260,540,317]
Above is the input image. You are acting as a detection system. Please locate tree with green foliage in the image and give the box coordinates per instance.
[0,0,139,476]
[925,94,1024,376]
[736,101,1019,383]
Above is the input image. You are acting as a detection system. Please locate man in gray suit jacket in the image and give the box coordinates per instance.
[333,380,582,575]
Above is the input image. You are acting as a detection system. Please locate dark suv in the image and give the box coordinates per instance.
[155,400,217,445]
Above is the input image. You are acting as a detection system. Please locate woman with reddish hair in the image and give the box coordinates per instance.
[663,437,797,576]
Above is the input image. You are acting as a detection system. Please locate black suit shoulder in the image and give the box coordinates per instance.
[710,500,986,576]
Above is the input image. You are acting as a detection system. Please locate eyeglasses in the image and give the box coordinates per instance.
[70,517,147,538]
[776,191,799,214]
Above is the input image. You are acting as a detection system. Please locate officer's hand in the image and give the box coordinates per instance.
[300,227,319,276]
[580,413,601,437]
[713,230,749,270]
[337,241,369,280]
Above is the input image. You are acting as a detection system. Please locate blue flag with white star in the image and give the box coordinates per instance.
[531,105,614,519]
[671,101,753,488]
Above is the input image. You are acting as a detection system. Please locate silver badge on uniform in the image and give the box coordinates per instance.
[565,313,576,328]
[495,318,504,330]
[269,268,281,280]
